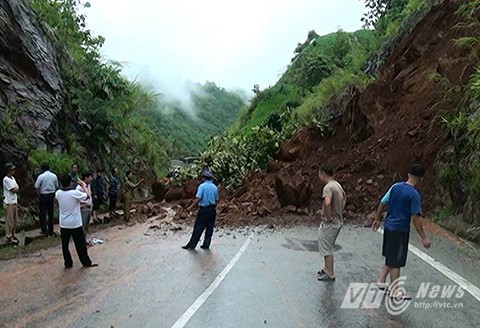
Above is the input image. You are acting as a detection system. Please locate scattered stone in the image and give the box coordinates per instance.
[366,179,374,185]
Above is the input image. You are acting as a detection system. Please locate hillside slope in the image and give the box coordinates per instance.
[215,0,480,238]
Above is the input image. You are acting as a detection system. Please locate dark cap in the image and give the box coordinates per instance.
[4,162,16,172]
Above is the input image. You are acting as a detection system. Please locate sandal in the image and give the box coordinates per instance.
[389,292,412,301]
[317,269,326,275]
[317,274,336,281]
[375,283,389,291]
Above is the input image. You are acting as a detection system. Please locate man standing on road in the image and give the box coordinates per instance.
[56,174,98,269]
[122,170,144,225]
[92,168,107,224]
[317,163,346,282]
[3,163,19,245]
[108,167,120,218]
[76,172,93,238]
[372,163,431,300]
[182,169,218,250]
[69,164,79,189]
[35,164,59,236]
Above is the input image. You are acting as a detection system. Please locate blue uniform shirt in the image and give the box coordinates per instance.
[381,182,422,232]
[196,180,218,207]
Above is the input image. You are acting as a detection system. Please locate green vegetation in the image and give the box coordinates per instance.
[143,82,246,159]
[431,203,455,223]
[175,107,305,190]
[435,0,480,225]
[173,0,442,189]
[28,150,88,177]
[25,0,245,178]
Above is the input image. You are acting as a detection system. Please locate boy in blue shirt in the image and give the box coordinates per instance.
[372,163,431,300]
[182,169,219,250]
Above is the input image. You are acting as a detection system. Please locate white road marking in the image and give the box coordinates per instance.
[377,227,480,302]
[171,235,253,328]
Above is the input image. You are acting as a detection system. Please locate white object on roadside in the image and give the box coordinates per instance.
[91,238,104,245]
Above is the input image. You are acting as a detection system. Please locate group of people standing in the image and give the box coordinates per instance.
[4,158,430,295]
[3,162,143,268]
[316,162,431,301]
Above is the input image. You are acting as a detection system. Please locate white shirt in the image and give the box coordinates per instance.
[35,170,59,194]
[55,189,87,229]
[3,176,19,204]
[76,184,92,207]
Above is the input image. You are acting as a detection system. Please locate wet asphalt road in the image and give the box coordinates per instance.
[1,221,480,328]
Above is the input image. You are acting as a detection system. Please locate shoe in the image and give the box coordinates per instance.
[182,245,195,250]
[84,263,99,268]
[5,237,18,245]
[200,245,209,249]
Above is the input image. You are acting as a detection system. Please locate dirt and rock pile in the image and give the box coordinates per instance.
[210,0,479,225]
[141,1,478,228]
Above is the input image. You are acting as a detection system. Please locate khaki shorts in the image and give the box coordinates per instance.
[318,218,343,257]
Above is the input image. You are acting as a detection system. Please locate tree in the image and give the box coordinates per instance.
[360,0,405,28]
[330,29,352,67]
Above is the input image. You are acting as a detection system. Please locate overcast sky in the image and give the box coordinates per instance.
[86,0,367,95]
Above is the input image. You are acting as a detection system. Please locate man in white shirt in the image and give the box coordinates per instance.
[56,174,98,269]
[3,163,19,245]
[35,164,59,236]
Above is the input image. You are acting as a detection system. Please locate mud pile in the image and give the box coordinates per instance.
[214,0,479,225]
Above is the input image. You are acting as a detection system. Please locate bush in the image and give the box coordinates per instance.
[28,150,87,176]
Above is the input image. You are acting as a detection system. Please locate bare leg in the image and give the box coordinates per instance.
[389,268,411,298]
[324,255,335,277]
[377,265,391,284]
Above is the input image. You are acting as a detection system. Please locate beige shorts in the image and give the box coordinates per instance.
[318,219,343,257]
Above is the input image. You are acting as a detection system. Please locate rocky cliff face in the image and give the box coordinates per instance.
[0,0,63,193]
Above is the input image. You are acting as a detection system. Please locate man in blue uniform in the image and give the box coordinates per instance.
[182,169,219,250]
[372,163,431,300]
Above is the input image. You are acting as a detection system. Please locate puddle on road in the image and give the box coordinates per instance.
[281,237,342,252]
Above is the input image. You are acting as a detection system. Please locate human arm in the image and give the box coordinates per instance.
[372,202,387,231]
[412,215,431,248]
[34,175,42,190]
[323,196,332,222]
[188,198,200,211]
[77,180,91,200]
[411,193,430,248]
[133,179,144,189]
[5,178,19,193]
[372,185,393,231]
[188,184,203,211]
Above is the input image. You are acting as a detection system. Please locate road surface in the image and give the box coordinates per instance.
[0,220,479,328]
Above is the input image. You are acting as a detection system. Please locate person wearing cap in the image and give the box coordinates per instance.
[182,168,219,250]
[3,163,19,244]
[35,164,59,236]
[372,163,432,300]
[122,170,144,225]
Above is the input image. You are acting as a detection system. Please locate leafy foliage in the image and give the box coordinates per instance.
[174,107,305,190]
[25,0,244,178]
